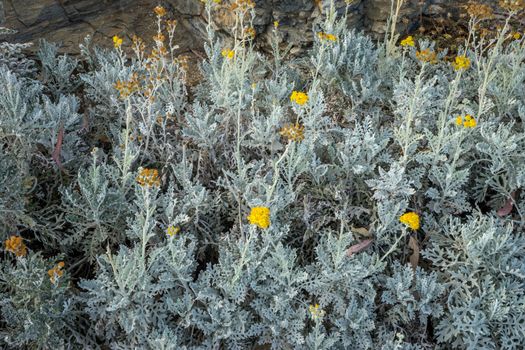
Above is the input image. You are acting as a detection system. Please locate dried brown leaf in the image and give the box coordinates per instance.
[52,125,64,170]
[408,236,419,270]
[497,191,516,217]
[346,239,373,257]
[351,226,372,237]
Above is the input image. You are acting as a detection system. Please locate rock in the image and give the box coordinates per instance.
[0,0,208,54]
[0,0,475,54]
[169,0,203,15]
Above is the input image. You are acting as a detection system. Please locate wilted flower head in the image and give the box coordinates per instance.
[308,304,326,321]
[318,32,337,42]
[136,168,161,187]
[4,235,27,257]
[499,0,525,11]
[466,3,494,19]
[247,206,270,229]
[230,0,255,12]
[416,49,438,64]
[153,33,166,44]
[114,73,140,99]
[245,26,256,39]
[280,123,305,142]
[154,5,167,17]
[48,261,65,284]
[167,225,180,236]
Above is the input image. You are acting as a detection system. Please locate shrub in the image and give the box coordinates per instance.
[1,1,525,348]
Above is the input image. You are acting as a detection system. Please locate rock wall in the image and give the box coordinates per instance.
[0,0,462,54]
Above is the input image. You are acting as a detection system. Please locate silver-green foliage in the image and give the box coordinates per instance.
[1,2,525,349]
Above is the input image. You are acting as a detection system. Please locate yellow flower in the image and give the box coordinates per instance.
[400,35,415,47]
[463,114,477,128]
[113,35,123,49]
[154,5,167,17]
[4,235,27,257]
[167,225,180,236]
[513,32,522,40]
[452,55,471,71]
[247,206,270,229]
[399,212,420,230]
[273,21,279,29]
[455,114,477,128]
[136,168,161,187]
[48,261,65,284]
[318,32,337,42]
[290,91,309,106]
[280,123,305,142]
[308,304,326,321]
[416,49,438,64]
[221,48,235,60]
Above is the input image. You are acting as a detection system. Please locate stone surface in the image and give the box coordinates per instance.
[0,0,207,53]
[0,0,471,54]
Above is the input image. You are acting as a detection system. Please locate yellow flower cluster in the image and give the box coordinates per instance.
[154,5,167,17]
[290,91,309,106]
[48,261,65,284]
[400,35,415,47]
[513,32,522,40]
[416,49,438,64]
[247,206,270,229]
[113,35,123,49]
[455,114,477,128]
[452,55,471,71]
[318,32,337,42]
[399,212,420,230]
[167,225,180,236]
[280,123,305,142]
[308,304,326,321]
[221,48,235,60]
[4,235,27,257]
[136,168,161,187]
[273,21,279,29]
